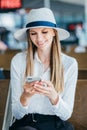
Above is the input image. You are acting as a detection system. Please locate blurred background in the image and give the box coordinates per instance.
[0,1,87,130]
[0,0,87,72]
[0,0,87,51]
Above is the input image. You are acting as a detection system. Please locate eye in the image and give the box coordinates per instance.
[42,31,48,34]
[30,33,37,35]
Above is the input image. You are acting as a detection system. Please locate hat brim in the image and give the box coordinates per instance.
[14,26,70,42]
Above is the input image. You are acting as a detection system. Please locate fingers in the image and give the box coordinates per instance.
[23,82,36,95]
[41,80,53,88]
[23,80,54,97]
[33,82,51,96]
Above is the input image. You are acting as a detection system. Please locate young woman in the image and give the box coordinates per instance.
[9,7,78,130]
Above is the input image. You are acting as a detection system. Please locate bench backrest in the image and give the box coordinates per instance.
[0,80,10,130]
[78,70,87,79]
[0,49,21,69]
[65,52,87,70]
[69,80,87,130]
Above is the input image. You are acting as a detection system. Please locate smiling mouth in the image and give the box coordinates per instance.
[37,42,45,46]
[37,41,47,46]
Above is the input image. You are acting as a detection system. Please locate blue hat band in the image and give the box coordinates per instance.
[26,21,57,28]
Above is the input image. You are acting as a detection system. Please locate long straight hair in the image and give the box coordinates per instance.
[25,30,64,92]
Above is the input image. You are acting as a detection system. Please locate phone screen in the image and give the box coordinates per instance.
[26,77,41,83]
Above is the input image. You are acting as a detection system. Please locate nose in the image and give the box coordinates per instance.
[37,33,43,42]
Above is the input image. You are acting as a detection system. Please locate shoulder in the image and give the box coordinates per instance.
[12,51,26,61]
[62,53,78,70]
[11,51,26,65]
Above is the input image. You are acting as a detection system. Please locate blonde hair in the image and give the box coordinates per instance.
[25,30,64,92]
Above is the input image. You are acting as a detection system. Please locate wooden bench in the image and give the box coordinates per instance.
[78,70,87,79]
[64,52,87,70]
[0,49,21,69]
[0,79,10,130]
[69,80,87,130]
[63,51,87,79]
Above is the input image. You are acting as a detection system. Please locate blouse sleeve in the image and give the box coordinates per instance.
[52,58,78,121]
[10,53,29,119]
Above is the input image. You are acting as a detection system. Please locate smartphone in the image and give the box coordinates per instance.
[26,76,41,83]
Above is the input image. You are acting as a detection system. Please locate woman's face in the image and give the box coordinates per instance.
[29,27,55,50]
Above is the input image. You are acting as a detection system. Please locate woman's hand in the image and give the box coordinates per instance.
[23,82,36,97]
[34,80,59,105]
[20,81,39,106]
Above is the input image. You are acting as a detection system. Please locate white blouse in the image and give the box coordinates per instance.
[10,51,78,121]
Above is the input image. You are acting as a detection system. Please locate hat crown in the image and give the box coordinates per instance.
[26,8,56,25]
[14,7,70,42]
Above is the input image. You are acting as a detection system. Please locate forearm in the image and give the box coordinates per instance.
[20,91,31,106]
[52,96,73,120]
[50,94,59,105]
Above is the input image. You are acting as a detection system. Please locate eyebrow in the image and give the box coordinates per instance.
[29,30,36,33]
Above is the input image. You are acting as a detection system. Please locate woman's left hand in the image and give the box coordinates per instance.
[33,80,59,105]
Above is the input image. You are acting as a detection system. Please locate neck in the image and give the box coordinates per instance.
[37,49,50,64]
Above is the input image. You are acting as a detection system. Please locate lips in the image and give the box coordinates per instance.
[37,40,47,46]
[37,42,45,46]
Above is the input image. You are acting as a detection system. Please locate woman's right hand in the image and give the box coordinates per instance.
[20,81,37,106]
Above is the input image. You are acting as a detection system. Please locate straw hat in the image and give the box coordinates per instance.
[14,7,70,41]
